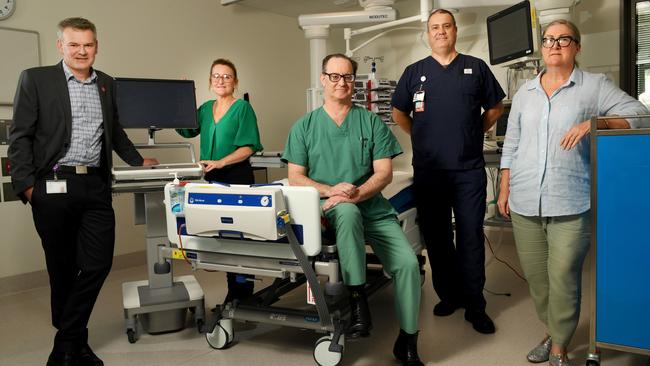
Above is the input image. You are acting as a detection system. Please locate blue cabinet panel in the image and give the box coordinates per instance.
[595,134,650,349]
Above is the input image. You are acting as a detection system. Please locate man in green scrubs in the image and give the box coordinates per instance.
[282,54,424,366]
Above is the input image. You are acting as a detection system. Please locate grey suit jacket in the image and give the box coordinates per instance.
[8,61,143,203]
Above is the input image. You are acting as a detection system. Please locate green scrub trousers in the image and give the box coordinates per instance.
[324,202,421,334]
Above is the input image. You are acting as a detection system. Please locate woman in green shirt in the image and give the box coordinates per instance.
[177,58,263,303]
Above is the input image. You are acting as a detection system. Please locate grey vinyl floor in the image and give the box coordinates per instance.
[1,230,648,366]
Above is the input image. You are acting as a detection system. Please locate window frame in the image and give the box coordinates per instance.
[621,0,650,98]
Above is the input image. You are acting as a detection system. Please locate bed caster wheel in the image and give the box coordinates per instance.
[586,352,600,366]
[313,334,344,366]
[206,319,234,349]
[126,329,137,344]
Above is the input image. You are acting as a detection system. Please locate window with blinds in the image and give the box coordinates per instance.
[636,2,650,97]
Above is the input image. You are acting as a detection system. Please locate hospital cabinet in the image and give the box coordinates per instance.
[587,121,650,365]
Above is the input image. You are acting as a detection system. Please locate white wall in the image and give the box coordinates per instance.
[0,0,310,278]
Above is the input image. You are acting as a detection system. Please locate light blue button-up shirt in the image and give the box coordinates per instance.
[500,68,648,217]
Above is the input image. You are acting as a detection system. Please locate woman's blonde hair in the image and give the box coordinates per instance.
[542,19,581,66]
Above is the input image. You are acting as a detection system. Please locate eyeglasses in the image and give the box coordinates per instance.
[323,72,356,83]
[541,36,577,48]
[64,42,97,52]
[211,73,234,82]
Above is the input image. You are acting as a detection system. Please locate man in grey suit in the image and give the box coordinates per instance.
[9,17,158,366]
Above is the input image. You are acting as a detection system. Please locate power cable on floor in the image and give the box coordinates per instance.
[484,288,511,297]
[484,233,527,282]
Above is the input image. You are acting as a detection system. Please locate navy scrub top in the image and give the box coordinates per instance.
[392,54,505,170]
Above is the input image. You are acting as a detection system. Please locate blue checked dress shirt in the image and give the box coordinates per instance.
[58,61,104,167]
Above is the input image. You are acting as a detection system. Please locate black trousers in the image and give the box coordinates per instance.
[413,167,487,312]
[203,160,254,185]
[204,160,255,297]
[30,172,114,352]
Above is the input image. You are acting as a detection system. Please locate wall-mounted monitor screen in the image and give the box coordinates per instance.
[115,78,197,129]
[487,0,537,66]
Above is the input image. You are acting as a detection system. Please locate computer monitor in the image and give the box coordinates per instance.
[487,0,540,66]
[115,78,198,129]
[495,101,511,146]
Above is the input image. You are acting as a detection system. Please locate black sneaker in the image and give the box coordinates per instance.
[464,310,496,334]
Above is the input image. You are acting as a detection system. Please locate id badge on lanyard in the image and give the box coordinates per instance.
[46,164,67,194]
[413,91,425,112]
[413,75,426,112]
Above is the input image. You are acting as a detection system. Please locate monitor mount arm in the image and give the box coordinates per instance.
[147,127,161,146]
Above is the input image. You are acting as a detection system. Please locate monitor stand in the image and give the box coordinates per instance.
[121,190,205,343]
[117,129,206,343]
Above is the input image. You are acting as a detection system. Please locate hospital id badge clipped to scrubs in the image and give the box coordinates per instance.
[413,90,425,112]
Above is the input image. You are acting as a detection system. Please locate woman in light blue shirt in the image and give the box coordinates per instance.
[497,20,647,366]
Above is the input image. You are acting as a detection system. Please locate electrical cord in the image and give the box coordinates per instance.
[482,230,526,297]
[177,223,192,265]
[484,232,527,283]
[178,223,217,272]
[484,288,511,297]
[488,167,498,197]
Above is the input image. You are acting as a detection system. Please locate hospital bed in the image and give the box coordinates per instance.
[159,172,424,366]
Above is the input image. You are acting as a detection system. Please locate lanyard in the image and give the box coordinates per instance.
[53,164,60,181]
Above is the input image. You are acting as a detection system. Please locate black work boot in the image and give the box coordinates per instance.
[346,285,372,338]
[393,329,424,366]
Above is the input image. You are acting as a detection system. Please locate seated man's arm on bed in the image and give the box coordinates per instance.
[351,157,392,203]
[287,162,357,199]
[322,158,393,210]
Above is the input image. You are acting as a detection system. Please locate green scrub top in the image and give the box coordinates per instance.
[283,106,402,220]
[176,99,263,160]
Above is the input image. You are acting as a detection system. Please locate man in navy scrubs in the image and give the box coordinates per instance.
[392,8,505,334]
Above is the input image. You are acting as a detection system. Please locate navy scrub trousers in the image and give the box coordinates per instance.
[414,167,487,312]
